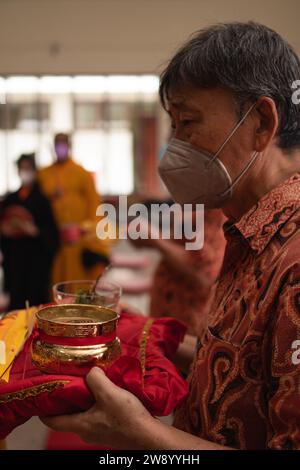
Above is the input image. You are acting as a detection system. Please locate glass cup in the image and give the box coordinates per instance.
[53,280,122,309]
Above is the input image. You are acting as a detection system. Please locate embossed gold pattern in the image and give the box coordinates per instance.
[139,319,153,387]
[32,304,121,376]
[0,380,69,404]
[36,304,118,337]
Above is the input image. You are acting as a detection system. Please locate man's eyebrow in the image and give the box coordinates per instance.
[168,100,202,113]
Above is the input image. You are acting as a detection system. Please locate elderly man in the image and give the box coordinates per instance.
[42,22,300,450]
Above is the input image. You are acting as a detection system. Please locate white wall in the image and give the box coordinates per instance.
[0,0,299,74]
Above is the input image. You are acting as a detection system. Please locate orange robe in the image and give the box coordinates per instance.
[38,159,110,284]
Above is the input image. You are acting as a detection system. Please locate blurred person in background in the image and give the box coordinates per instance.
[38,133,110,284]
[131,207,226,335]
[0,153,59,310]
[150,208,226,335]
[0,251,9,312]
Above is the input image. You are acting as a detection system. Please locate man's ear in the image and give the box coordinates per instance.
[254,97,279,152]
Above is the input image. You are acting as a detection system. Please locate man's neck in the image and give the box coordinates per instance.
[222,148,300,222]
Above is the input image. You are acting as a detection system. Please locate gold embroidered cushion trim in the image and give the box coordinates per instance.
[0,380,69,404]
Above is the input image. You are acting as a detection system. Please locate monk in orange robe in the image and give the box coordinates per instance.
[38,133,110,285]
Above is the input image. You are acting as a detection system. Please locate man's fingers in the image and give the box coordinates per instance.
[86,367,117,402]
[40,412,84,434]
[41,368,118,431]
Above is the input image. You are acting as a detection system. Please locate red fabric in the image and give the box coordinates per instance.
[36,329,116,345]
[0,312,187,439]
[46,430,109,450]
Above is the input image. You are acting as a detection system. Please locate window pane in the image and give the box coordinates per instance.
[0,75,161,196]
[74,103,102,129]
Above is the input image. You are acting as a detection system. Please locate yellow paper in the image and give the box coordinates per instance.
[0,308,37,382]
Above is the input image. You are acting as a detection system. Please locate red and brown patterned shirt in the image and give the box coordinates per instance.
[174,173,300,449]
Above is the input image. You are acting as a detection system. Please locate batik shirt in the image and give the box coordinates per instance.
[174,174,300,449]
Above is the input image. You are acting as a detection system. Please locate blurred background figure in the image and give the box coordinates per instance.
[130,208,226,335]
[0,251,10,312]
[0,153,59,310]
[38,133,110,284]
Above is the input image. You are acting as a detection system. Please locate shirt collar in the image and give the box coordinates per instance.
[228,173,300,254]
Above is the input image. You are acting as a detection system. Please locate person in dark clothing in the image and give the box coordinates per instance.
[0,153,60,310]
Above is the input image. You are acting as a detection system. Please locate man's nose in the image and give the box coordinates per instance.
[173,127,190,142]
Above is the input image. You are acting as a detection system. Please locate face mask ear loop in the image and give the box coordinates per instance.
[219,151,259,198]
[206,102,257,169]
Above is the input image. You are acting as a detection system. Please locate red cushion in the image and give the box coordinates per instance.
[0,312,187,439]
[46,430,108,450]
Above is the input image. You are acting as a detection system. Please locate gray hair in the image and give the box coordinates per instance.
[159,22,300,150]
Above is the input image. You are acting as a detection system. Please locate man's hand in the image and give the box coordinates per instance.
[0,221,16,237]
[174,333,198,374]
[22,220,39,237]
[41,367,155,449]
[41,367,231,450]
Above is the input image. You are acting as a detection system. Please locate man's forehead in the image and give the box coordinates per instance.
[167,94,203,113]
[167,87,235,114]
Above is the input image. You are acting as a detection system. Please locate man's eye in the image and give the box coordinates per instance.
[181,120,193,127]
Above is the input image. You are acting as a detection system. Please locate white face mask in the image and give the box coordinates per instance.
[19,170,36,187]
[158,103,259,208]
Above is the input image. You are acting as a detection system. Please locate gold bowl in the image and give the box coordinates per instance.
[31,304,121,376]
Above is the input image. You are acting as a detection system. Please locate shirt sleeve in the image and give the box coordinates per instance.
[267,273,300,450]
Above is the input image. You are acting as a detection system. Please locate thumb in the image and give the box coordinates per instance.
[40,412,84,434]
[86,367,117,402]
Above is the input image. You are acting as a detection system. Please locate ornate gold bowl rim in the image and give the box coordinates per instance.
[36,304,119,337]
